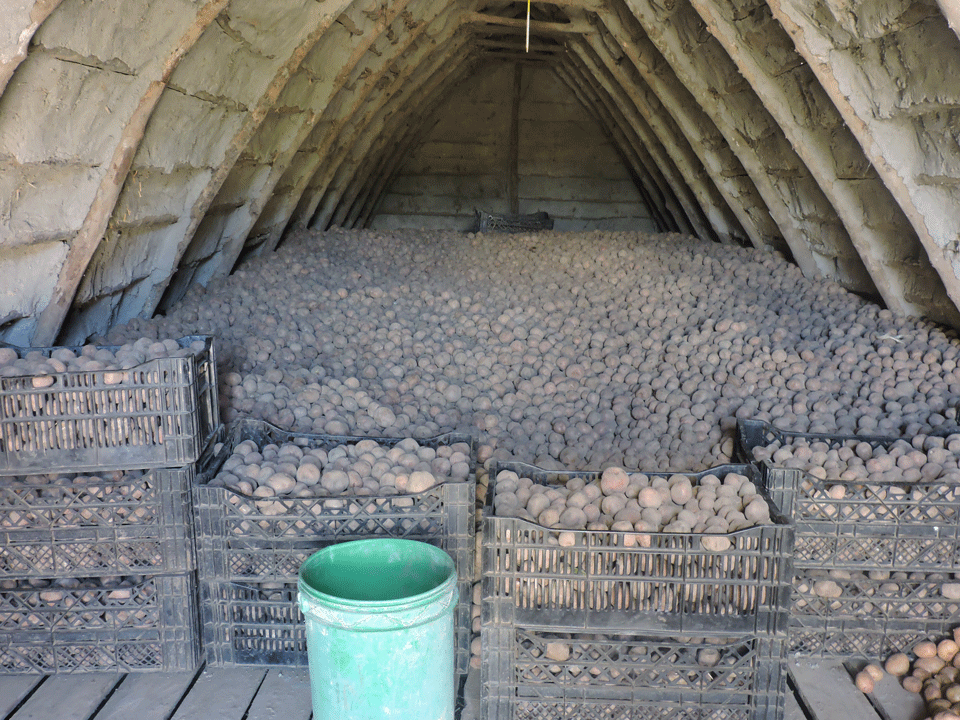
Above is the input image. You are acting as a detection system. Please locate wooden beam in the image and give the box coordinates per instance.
[201,0,424,281]
[465,12,593,34]
[31,0,230,346]
[520,0,604,10]
[482,49,560,62]
[1,0,65,95]
[476,38,562,53]
[508,63,521,214]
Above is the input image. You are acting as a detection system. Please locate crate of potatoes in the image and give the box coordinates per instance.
[482,462,793,637]
[0,466,197,579]
[788,569,960,660]
[194,418,475,671]
[482,625,786,720]
[0,573,201,674]
[0,336,219,474]
[738,418,960,571]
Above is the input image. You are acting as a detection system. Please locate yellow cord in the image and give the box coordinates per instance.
[526,0,531,52]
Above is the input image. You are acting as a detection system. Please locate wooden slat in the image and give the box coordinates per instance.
[169,667,268,720]
[10,674,120,720]
[91,671,200,720]
[243,669,313,720]
[789,660,883,720]
[0,676,44,718]
[785,686,808,720]
[867,671,927,720]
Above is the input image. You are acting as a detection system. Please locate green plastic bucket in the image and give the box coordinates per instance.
[298,538,459,719]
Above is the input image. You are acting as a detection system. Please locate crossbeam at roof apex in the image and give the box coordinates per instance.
[465,11,594,33]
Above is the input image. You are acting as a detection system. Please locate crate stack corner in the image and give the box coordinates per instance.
[193,417,477,678]
[480,460,794,720]
[738,418,960,661]
[0,336,220,674]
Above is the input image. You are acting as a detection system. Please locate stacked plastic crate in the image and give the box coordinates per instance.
[0,336,219,673]
[738,419,960,661]
[480,460,794,720]
[193,418,476,677]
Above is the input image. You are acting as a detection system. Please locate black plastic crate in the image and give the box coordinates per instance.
[194,418,475,582]
[738,419,960,571]
[0,573,201,673]
[482,462,793,637]
[201,576,472,676]
[194,419,476,671]
[473,209,553,233]
[735,418,898,466]
[0,466,197,579]
[481,619,786,720]
[788,572,960,660]
[0,336,219,474]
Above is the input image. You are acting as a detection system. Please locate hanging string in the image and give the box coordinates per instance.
[526,0,531,52]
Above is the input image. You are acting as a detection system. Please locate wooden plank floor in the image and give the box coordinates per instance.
[0,661,928,720]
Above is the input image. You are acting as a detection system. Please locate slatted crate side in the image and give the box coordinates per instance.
[759,466,960,571]
[200,576,472,675]
[788,616,958,662]
[0,466,197,578]
[194,484,475,584]
[0,573,201,674]
[0,336,218,474]
[482,462,793,637]
[788,571,960,660]
[480,617,787,720]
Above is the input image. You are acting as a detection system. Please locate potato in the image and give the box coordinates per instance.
[600,467,629,494]
[266,473,296,494]
[321,470,350,494]
[902,675,924,693]
[855,670,875,694]
[406,471,436,493]
[544,642,570,662]
[940,640,960,662]
[668,475,693,505]
[701,535,731,552]
[917,641,940,658]
[637,488,662,509]
[885,654,911,677]
[559,507,587,529]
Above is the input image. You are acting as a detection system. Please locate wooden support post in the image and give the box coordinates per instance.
[509,63,522,215]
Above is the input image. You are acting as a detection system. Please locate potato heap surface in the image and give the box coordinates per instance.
[103,228,960,472]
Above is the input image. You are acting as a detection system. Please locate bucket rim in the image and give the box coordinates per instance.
[297,538,457,611]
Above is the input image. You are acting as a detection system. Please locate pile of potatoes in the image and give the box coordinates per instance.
[852,632,960,720]
[751,432,960,486]
[207,436,472,514]
[101,228,960,472]
[751,432,960,543]
[0,337,205,385]
[493,466,772,550]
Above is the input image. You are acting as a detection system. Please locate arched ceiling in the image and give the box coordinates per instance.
[2,0,960,345]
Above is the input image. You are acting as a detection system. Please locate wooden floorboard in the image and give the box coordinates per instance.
[244,669,313,720]
[865,672,926,720]
[0,676,44,718]
[0,660,930,720]
[784,686,806,720]
[789,660,883,720]
[169,667,268,720]
[92,671,201,720]
[9,674,120,720]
